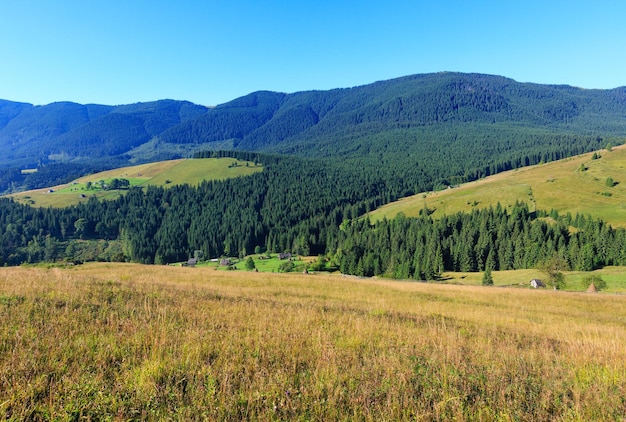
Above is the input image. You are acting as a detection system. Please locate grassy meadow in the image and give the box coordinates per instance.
[438,266,626,292]
[187,254,315,273]
[1,263,625,420]
[9,158,262,208]
[371,144,626,228]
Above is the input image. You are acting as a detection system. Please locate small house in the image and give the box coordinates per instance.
[186,258,197,267]
[220,258,232,266]
[530,279,546,288]
[278,253,292,260]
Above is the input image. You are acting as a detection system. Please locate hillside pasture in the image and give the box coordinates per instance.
[439,267,626,292]
[371,144,626,228]
[9,158,262,207]
[1,263,625,420]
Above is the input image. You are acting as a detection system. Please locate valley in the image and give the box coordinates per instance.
[2,71,626,419]
[2,72,626,281]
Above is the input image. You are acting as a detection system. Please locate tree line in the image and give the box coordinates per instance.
[335,203,626,280]
[1,151,625,278]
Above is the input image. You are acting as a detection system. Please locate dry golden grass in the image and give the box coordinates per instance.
[1,263,625,420]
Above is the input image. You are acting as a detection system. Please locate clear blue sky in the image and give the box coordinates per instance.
[1,0,625,106]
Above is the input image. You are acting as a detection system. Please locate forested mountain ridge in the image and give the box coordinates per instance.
[0,99,209,169]
[3,72,626,175]
[154,72,626,158]
[2,72,626,275]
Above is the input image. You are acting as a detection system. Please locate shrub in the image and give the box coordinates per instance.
[278,261,295,273]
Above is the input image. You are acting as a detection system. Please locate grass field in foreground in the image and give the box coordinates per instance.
[1,263,625,420]
[371,144,626,228]
[9,158,262,207]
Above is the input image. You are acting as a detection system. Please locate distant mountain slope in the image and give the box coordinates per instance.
[0,99,208,168]
[153,72,626,154]
[2,72,626,194]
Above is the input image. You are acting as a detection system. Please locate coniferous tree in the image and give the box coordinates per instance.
[482,267,494,286]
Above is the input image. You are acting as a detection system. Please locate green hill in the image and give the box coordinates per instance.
[10,157,261,208]
[369,144,626,228]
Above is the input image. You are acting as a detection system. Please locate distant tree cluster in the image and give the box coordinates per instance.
[105,178,130,190]
[334,203,626,280]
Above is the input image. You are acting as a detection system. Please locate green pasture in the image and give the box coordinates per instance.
[145,158,260,186]
[370,144,626,228]
[440,266,626,292]
[9,158,262,207]
[183,254,313,273]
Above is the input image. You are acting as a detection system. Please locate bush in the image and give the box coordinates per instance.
[278,261,295,273]
[538,254,569,290]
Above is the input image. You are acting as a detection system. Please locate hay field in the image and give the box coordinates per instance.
[1,263,625,420]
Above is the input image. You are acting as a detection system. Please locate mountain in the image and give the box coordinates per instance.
[151,73,626,161]
[0,99,209,169]
[1,72,626,194]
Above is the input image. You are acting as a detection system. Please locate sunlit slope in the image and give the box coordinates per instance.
[10,157,261,207]
[370,144,626,228]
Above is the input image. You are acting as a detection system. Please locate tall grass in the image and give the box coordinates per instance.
[1,263,625,420]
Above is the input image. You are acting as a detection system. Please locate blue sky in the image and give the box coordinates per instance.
[1,0,625,106]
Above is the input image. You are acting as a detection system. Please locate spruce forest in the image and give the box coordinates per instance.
[1,72,626,281]
[2,149,626,282]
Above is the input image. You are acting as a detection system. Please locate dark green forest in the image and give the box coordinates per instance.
[2,151,625,281]
[337,204,626,280]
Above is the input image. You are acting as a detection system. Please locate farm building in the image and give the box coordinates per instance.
[530,279,546,288]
